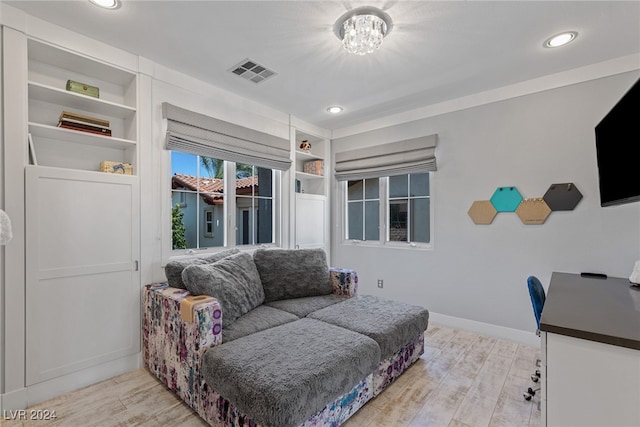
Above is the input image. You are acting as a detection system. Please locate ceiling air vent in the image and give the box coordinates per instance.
[230,59,277,84]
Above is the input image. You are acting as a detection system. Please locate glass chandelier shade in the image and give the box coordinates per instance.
[342,14,388,55]
[334,7,393,56]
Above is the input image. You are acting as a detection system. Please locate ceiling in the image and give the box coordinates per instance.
[4,1,640,131]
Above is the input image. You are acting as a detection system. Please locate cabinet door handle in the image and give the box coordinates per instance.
[134,260,139,271]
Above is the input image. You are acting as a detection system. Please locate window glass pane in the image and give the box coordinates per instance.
[236,163,273,245]
[201,195,224,246]
[348,201,363,240]
[171,193,198,249]
[348,180,363,201]
[364,200,380,240]
[389,200,408,242]
[364,178,379,200]
[171,192,190,249]
[410,173,430,197]
[200,156,224,179]
[389,175,408,198]
[257,167,272,198]
[256,197,273,244]
[171,151,198,177]
[171,152,226,250]
[410,198,430,243]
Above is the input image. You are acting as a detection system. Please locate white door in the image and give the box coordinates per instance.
[295,193,326,249]
[25,166,140,385]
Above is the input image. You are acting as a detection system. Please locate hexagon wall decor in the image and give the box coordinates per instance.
[490,187,523,212]
[468,200,498,224]
[543,183,583,211]
[516,198,552,225]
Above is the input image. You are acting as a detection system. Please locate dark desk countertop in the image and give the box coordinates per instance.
[540,272,640,350]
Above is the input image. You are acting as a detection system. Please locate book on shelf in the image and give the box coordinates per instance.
[58,122,112,137]
[58,110,110,128]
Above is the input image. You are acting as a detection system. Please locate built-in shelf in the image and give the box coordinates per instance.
[29,81,136,120]
[295,171,324,180]
[26,37,138,174]
[29,122,136,150]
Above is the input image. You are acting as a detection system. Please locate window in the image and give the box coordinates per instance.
[171,152,224,250]
[388,173,430,243]
[346,178,380,241]
[203,210,214,237]
[170,151,278,252]
[235,163,273,246]
[344,173,432,247]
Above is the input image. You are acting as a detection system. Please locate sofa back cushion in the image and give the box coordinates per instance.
[164,248,240,289]
[253,248,331,302]
[182,252,264,327]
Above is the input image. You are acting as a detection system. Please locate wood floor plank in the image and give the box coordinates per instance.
[8,324,541,427]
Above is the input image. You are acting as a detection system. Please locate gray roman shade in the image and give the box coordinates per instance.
[163,103,291,170]
[334,134,437,181]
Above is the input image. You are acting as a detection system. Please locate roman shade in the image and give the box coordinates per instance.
[163,103,291,171]
[334,134,437,181]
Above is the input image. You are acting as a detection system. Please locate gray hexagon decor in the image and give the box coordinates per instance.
[543,183,583,211]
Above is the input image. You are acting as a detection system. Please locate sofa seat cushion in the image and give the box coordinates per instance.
[308,295,429,360]
[264,294,346,318]
[164,248,240,289]
[202,318,380,427]
[253,248,332,302]
[222,305,299,343]
[182,252,264,327]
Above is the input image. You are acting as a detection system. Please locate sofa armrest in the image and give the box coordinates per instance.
[330,267,358,297]
[143,284,222,409]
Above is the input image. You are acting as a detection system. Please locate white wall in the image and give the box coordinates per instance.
[331,71,640,335]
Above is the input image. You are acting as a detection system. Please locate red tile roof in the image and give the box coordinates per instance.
[172,174,258,205]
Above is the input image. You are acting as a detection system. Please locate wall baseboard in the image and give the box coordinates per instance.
[429,312,540,348]
[1,352,141,410]
[0,387,28,412]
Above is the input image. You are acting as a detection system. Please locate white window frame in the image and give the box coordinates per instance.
[165,153,282,259]
[342,173,434,250]
[203,209,214,237]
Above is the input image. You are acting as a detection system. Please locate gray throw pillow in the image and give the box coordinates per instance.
[164,248,240,289]
[253,248,331,302]
[181,252,265,327]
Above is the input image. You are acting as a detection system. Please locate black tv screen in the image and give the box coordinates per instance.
[595,77,640,207]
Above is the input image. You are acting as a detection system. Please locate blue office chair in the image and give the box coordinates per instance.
[524,275,546,401]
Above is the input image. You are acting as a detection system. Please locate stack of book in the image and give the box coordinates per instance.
[57,111,111,137]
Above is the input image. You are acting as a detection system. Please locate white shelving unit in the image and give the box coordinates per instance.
[292,129,329,250]
[27,38,137,173]
[20,37,141,387]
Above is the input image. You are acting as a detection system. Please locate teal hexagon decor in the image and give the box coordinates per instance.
[490,187,523,212]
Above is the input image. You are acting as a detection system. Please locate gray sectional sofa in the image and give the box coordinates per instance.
[143,248,429,427]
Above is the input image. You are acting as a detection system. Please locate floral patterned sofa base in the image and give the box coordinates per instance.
[143,269,426,427]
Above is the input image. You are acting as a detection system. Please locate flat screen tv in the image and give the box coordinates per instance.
[594,77,640,207]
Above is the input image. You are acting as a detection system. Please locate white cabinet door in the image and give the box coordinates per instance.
[25,166,140,385]
[295,193,326,249]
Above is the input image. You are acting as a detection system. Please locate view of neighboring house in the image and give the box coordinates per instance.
[171,173,271,248]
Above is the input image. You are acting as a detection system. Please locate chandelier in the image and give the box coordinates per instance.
[334,7,393,56]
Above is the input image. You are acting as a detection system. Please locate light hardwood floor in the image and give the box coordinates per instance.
[2,324,541,427]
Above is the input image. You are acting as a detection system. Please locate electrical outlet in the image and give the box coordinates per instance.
[377,279,384,288]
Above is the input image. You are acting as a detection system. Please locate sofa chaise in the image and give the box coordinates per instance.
[143,248,429,427]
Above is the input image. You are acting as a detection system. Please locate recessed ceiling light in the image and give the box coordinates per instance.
[89,0,121,9]
[544,31,578,48]
[327,106,343,114]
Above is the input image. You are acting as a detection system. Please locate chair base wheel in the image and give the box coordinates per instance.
[524,392,533,401]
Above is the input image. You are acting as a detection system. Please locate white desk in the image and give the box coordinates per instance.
[540,272,640,427]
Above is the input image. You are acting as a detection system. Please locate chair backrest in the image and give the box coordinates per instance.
[527,276,546,330]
